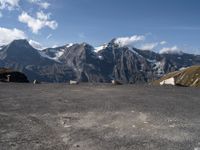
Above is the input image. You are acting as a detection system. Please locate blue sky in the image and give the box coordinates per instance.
[0,0,200,54]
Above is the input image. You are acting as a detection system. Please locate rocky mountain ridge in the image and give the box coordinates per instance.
[0,39,199,83]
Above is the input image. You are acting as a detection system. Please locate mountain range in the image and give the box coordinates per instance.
[0,39,199,83]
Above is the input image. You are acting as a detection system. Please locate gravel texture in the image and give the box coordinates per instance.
[0,83,200,150]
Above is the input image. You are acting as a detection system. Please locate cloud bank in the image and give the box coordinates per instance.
[18,11,58,34]
[0,27,26,45]
[113,35,169,52]
[140,43,158,50]
[28,0,50,9]
[159,46,182,54]
[114,35,145,47]
[0,0,19,10]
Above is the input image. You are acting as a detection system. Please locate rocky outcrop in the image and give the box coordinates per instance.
[0,68,29,83]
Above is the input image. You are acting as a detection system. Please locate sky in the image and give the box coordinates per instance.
[0,0,200,54]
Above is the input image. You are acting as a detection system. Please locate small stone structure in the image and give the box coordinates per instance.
[70,80,79,85]
[112,80,122,85]
[160,77,175,86]
[33,80,41,84]
[6,75,11,82]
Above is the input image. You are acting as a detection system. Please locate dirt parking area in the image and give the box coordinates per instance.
[0,83,200,150]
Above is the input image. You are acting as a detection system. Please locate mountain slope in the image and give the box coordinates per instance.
[58,43,105,82]
[153,66,200,87]
[97,41,150,83]
[0,40,68,82]
[0,40,55,65]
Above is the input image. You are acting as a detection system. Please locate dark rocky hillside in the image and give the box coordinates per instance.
[0,68,29,83]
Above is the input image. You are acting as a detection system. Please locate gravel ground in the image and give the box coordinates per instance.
[0,83,200,150]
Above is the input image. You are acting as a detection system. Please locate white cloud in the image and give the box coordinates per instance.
[38,2,50,9]
[114,35,145,47]
[140,43,158,50]
[18,11,58,34]
[36,11,50,20]
[28,0,50,9]
[0,11,2,17]
[46,33,52,39]
[29,39,44,50]
[52,44,58,48]
[159,46,182,54]
[160,41,167,45]
[0,0,19,10]
[0,27,27,45]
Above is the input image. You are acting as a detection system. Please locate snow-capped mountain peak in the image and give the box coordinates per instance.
[66,43,74,48]
[0,39,199,83]
[0,45,4,50]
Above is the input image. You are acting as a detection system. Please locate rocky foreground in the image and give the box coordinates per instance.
[0,83,200,150]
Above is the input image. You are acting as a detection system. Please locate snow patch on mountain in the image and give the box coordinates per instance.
[66,43,74,48]
[39,49,63,62]
[54,49,65,60]
[147,59,157,63]
[94,44,108,52]
[153,61,165,76]
[0,46,4,50]
[98,55,103,60]
[53,44,74,59]
[29,40,45,50]
[38,50,60,62]
[38,43,74,61]
[128,47,144,58]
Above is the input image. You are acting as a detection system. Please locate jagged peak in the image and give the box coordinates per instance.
[80,42,93,48]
